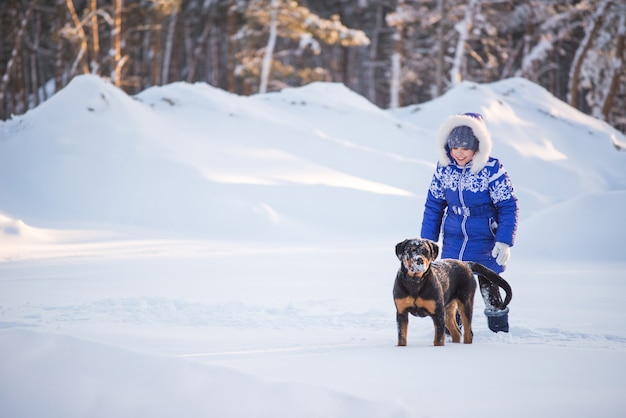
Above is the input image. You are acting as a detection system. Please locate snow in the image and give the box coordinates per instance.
[1,75,626,418]
[521,35,554,75]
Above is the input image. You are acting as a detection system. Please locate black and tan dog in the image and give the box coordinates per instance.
[393,238,512,346]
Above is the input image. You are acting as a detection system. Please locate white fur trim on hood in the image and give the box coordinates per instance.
[437,113,492,173]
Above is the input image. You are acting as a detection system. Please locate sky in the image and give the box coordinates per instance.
[1,75,626,418]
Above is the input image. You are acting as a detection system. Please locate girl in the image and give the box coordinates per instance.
[421,112,518,332]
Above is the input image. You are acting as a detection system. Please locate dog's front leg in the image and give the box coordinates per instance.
[432,306,446,346]
[396,311,409,346]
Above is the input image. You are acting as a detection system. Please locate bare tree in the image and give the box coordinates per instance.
[386,0,418,108]
[241,0,369,94]
[161,0,181,85]
[259,0,279,94]
[449,0,480,86]
[600,14,624,124]
[435,0,446,96]
[89,0,100,74]
[111,0,123,86]
[566,0,625,129]
[63,0,90,76]
[568,1,608,109]
[0,0,37,115]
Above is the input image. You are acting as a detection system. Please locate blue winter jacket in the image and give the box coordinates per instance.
[420,114,518,273]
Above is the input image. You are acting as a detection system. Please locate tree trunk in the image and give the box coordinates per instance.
[187,17,211,82]
[0,0,37,111]
[450,0,480,86]
[162,9,178,85]
[54,0,66,93]
[366,4,382,104]
[435,0,446,96]
[89,0,100,74]
[226,0,237,92]
[112,0,123,86]
[389,30,402,108]
[601,25,625,123]
[568,1,608,108]
[65,0,89,77]
[30,11,41,107]
[259,0,278,94]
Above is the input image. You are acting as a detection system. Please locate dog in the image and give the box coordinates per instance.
[393,238,512,346]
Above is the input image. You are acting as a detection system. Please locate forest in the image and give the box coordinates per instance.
[1,0,624,134]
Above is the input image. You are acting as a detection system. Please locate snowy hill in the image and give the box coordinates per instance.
[2,75,625,253]
[1,76,626,418]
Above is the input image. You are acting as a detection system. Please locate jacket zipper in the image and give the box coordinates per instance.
[458,165,469,260]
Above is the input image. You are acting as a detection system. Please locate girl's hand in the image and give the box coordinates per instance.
[492,242,510,266]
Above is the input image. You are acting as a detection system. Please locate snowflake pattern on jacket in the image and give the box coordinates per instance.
[430,163,514,202]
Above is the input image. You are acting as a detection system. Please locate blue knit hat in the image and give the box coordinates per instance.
[447,126,479,151]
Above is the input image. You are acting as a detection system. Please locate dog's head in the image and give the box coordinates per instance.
[395,239,440,278]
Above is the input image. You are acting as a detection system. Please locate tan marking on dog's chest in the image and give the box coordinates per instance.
[394,296,436,315]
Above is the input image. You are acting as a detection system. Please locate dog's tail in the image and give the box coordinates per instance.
[467,262,512,309]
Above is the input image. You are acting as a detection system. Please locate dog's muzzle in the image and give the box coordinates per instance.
[403,254,429,275]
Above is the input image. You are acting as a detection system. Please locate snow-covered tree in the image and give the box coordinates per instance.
[386,0,420,108]
[569,0,625,126]
[449,0,480,86]
[0,0,623,133]
[238,0,370,93]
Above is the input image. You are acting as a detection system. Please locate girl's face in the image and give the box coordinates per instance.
[450,147,476,167]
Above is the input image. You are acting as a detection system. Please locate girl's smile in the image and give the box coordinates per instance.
[450,147,476,166]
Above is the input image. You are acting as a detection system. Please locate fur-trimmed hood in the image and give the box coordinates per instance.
[437,113,493,173]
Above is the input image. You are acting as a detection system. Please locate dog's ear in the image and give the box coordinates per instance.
[426,239,439,260]
[395,240,409,260]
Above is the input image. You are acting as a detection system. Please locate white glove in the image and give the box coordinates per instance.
[492,242,510,266]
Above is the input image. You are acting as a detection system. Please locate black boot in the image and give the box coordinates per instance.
[478,275,510,333]
[484,307,509,333]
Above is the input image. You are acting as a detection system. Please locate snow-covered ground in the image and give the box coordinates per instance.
[1,75,625,417]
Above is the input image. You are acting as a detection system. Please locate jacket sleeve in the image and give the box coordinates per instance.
[494,196,518,246]
[489,162,518,246]
[420,171,447,241]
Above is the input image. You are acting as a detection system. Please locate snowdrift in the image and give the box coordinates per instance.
[1,75,624,253]
[0,329,407,418]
